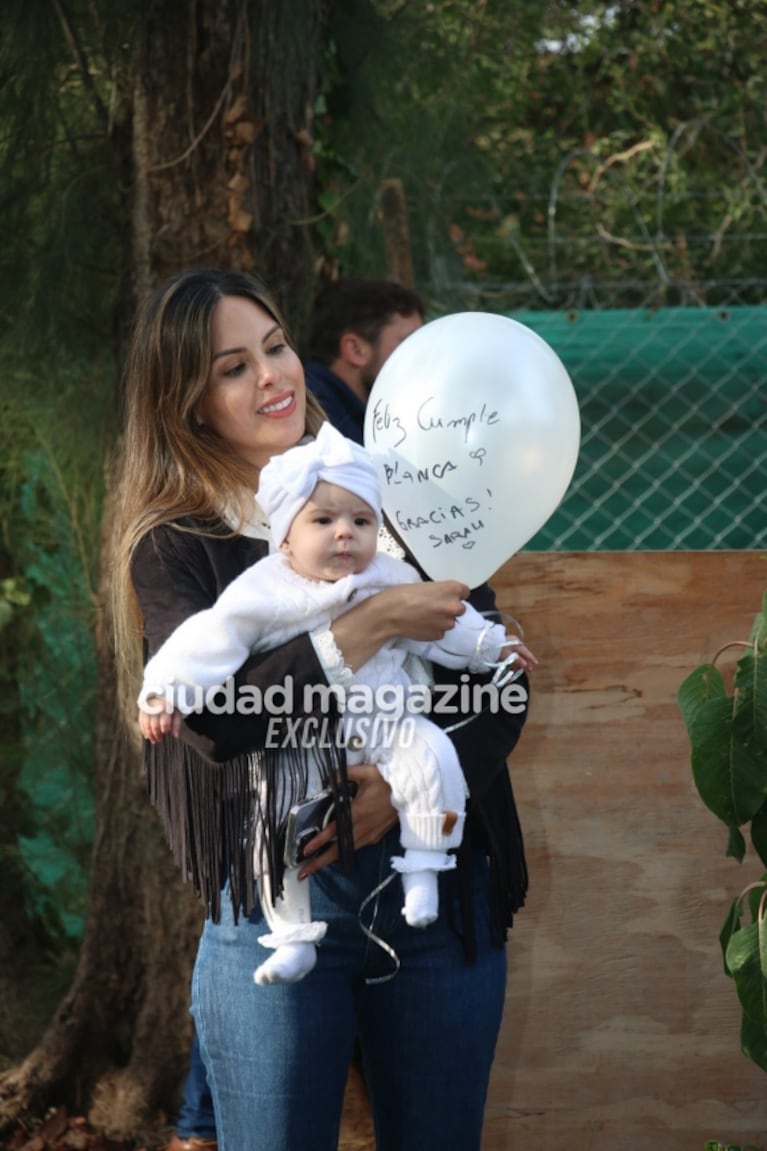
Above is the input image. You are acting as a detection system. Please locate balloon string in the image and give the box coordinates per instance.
[444,610,526,735]
[358,871,401,985]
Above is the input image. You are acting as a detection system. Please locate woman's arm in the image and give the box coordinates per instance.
[132,525,338,763]
[134,524,405,867]
[299,579,531,876]
[330,578,471,671]
[132,525,473,763]
[328,555,529,798]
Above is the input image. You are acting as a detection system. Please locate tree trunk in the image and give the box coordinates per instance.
[0,0,333,1140]
[0,483,206,1139]
[131,0,326,329]
[379,178,416,289]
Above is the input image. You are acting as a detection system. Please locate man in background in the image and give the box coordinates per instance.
[304,278,424,444]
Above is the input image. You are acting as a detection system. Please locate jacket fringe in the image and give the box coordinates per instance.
[454,782,528,964]
[146,715,354,924]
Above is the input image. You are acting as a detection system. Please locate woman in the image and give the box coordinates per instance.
[112,268,530,1151]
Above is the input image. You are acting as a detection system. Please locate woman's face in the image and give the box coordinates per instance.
[196,295,306,476]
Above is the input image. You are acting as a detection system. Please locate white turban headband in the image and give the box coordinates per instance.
[258,422,383,546]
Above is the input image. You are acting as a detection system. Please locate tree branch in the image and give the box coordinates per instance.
[52,0,109,134]
[148,1,247,173]
[147,78,232,173]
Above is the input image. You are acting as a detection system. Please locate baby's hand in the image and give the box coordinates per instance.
[501,638,538,674]
[138,696,182,743]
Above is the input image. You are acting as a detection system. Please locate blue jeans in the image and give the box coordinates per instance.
[175,1030,217,1140]
[191,828,507,1151]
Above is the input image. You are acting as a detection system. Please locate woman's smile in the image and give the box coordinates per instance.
[258,391,298,417]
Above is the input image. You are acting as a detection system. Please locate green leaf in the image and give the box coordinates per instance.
[678,663,726,734]
[689,696,767,828]
[727,824,747,864]
[752,805,767,869]
[726,917,767,1026]
[749,591,767,646]
[733,599,767,752]
[0,577,31,606]
[720,897,743,975]
[740,1009,767,1074]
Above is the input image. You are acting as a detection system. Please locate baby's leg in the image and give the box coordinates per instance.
[391,848,446,927]
[255,864,327,986]
[375,716,468,927]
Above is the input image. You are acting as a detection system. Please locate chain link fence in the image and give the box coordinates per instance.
[406,168,767,552]
[510,304,767,551]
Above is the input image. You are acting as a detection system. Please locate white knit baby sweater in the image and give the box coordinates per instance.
[141,551,506,711]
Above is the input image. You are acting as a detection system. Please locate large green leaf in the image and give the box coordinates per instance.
[727,825,747,865]
[720,897,744,974]
[740,1010,767,1074]
[733,594,767,752]
[689,696,767,828]
[726,916,767,1027]
[751,805,767,870]
[748,591,767,646]
[678,663,726,733]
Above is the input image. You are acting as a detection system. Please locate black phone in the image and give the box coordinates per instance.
[283,783,358,869]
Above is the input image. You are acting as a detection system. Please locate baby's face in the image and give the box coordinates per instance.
[281,481,379,582]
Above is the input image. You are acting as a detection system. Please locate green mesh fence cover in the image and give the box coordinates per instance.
[512,306,767,551]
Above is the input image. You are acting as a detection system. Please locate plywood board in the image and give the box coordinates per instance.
[485,550,767,1151]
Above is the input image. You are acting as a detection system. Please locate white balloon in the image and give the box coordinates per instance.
[363,312,580,586]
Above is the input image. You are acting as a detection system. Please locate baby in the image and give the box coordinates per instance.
[139,423,535,985]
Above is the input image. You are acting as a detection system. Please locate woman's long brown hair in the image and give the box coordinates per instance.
[110,268,326,722]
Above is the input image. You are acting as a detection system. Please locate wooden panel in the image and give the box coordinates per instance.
[485,551,767,1151]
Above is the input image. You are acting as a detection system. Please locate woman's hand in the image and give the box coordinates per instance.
[296,763,398,879]
[382,579,472,642]
[331,579,470,671]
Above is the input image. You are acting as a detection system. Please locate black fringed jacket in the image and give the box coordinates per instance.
[132,518,530,962]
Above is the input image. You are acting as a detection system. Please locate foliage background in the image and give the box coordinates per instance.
[319,0,767,310]
[1,0,766,1071]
